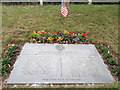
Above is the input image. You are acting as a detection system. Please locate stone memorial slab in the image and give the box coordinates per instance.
[7,43,114,84]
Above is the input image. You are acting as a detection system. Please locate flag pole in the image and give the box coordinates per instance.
[62,0,64,4]
[40,0,43,5]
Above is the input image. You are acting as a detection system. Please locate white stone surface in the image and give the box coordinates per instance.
[7,43,114,84]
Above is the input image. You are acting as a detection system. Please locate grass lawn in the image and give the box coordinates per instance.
[2,4,118,54]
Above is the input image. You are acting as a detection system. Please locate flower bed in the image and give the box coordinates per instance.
[96,44,120,76]
[0,44,18,75]
[29,30,89,44]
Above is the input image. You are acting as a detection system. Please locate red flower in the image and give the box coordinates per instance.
[69,32,74,35]
[42,31,46,34]
[82,33,87,36]
[51,31,55,33]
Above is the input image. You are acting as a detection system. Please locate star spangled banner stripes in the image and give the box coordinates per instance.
[61,1,68,17]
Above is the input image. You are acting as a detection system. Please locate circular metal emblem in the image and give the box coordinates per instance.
[56,45,65,51]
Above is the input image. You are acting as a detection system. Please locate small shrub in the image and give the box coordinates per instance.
[1,65,7,75]
[103,53,112,59]
[107,58,119,65]
[1,57,12,65]
[113,60,119,65]
[8,45,18,52]
[5,45,17,57]
[5,51,14,57]
[97,45,108,53]
[112,66,120,75]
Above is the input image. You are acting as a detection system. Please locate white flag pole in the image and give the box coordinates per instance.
[62,0,64,4]
[64,0,70,9]
[88,0,92,4]
[40,0,43,5]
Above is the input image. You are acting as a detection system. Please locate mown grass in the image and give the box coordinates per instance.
[2,5,118,53]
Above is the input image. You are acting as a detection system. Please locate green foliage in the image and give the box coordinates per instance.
[8,45,18,52]
[103,53,112,59]
[107,58,119,65]
[1,57,12,65]
[1,65,7,75]
[112,67,120,75]
[96,44,119,76]
[1,44,18,75]
[5,45,18,57]
[97,45,109,53]
[101,47,109,53]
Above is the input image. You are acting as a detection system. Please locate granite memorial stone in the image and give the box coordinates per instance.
[7,43,114,84]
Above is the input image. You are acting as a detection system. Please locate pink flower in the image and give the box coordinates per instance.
[43,37,46,40]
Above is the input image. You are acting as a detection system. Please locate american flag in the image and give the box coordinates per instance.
[61,1,68,17]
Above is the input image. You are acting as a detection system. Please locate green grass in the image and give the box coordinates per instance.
[2,5,118,53]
